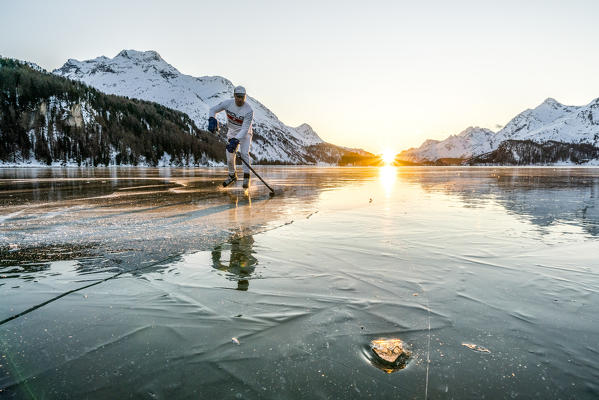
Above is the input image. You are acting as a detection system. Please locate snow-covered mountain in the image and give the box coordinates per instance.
[1,57,227,167]
[294,123,324,146]
[496,97,599,144]
[399,97,599,163]
[53,50,325,163]
[399,127,496,162]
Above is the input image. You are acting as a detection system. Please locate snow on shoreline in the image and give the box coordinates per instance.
[0,160,226,169]
[3,162,599,169]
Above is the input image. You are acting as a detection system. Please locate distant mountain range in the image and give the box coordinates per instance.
[8,48,597,167]
[399,97,599,165]
[53,49,369,165]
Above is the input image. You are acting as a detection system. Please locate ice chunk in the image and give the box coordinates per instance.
[370,338,410,372]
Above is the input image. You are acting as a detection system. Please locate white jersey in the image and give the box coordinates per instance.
[209,99,254,140]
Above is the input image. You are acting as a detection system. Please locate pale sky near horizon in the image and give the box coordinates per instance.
[2,0,599,153]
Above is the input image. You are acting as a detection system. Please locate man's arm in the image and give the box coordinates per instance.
[208,100,228,117]
[236,108,254,140]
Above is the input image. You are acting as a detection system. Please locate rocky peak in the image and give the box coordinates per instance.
[457,126,494,137]
[116,49,163,62]
[542,97,560,106]
[294,123,323,145]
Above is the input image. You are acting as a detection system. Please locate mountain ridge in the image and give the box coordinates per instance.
[399,97,599,163]
[53,49,357,164]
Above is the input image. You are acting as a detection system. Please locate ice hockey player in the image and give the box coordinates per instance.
[207,86,254,188]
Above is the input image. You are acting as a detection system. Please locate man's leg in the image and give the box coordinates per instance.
[222,140,239,187]
[239,135,252,188]
[226,146,237,176]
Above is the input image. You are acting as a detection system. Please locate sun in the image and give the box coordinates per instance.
[381,150,396,165]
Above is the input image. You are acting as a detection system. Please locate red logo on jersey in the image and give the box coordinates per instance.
[226,111,243,126]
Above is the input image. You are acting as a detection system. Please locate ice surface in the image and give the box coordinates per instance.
[1,167,599,398]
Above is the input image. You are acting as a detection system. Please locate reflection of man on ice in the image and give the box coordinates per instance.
[208,86,254,189]
[211,234,257,291]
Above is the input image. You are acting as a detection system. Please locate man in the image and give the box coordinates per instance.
[207,86,254,188]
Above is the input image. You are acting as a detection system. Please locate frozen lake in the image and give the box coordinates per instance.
[1,166,598,399]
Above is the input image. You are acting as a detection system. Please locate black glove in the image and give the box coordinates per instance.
[226,138,240,153]
[208,117,218,133]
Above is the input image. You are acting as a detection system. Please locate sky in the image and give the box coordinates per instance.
[2,0,599,153]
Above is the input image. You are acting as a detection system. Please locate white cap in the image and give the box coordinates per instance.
[234,86,246,95]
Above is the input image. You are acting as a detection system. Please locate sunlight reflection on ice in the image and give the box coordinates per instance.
[378,166,397,197]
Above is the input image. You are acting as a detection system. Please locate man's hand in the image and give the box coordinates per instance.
[208,117,219,133]
[226,138,240,153]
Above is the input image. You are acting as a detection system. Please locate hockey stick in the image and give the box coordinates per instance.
[236,151,276,196]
